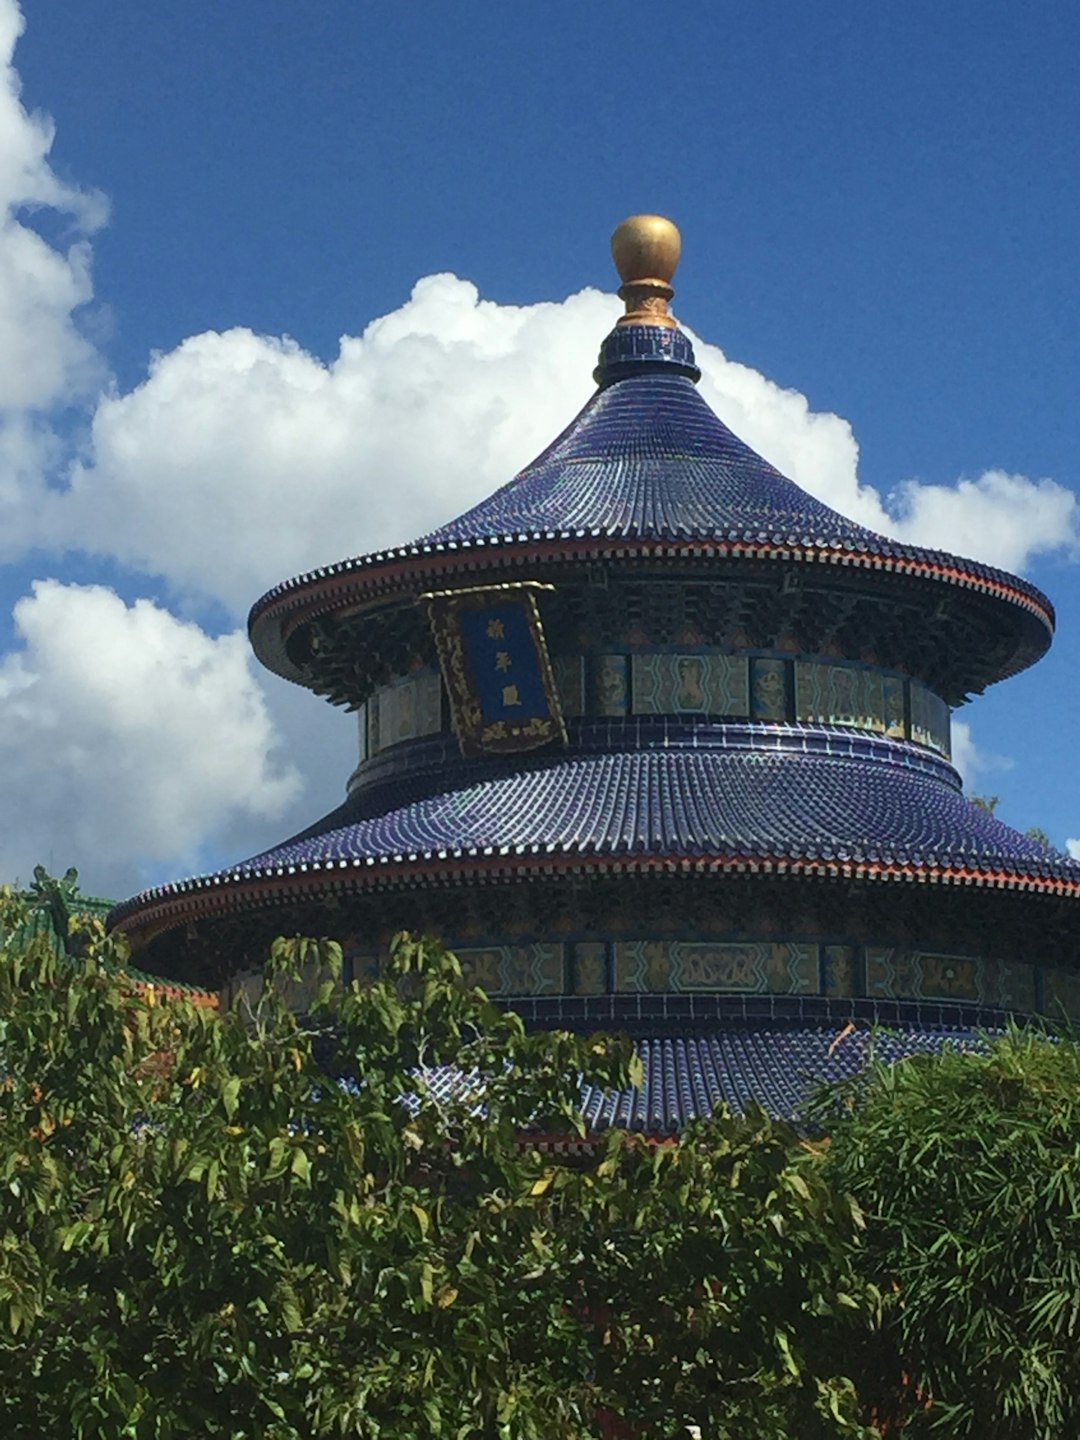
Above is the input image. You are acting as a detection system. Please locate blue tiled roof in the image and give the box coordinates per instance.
[421,365,885,550]
[585,1024,992,1129]
[416,1022,995,1133]
[249,324,1053,658]
[200,747,1070,876]
[112,739,1080,925]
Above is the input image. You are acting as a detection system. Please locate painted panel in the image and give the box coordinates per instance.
[368,669,443,755]
[750,657,789,722]
[868,948,1037,1010]
[865,946,918,998]
[631,653,750,716]
[795,661,885,733]
[823,945,858,998]
[1043,969,1080,1022]
[910,682,951,757]
[614,940,672,992]
[984,958,1038,1012]
[593,654,630,716]
[882,675,906,739]
[551,655,585,718]
[456,943,564,997]
[573,942,607,996]
[914,952,981,1003]
[614,940,816,994]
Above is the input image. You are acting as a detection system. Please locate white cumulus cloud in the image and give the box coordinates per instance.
[0,0,107,554]
[949,718,1015,791]
[46,280,616,615]
[0,581,300,895]
[1067,839,1080,861]
[25,279,1072,620]
[0,0,1076,898]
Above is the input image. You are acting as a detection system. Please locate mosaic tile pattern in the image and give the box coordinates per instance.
[455,943,564,996]
[795,661,885,733]
[632,653,749,716]
[910,682,951,757]
[367,669,442,756]
[614,940,816,995]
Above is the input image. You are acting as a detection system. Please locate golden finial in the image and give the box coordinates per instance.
[610,214,682,328]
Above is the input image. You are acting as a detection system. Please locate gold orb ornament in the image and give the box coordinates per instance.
[610,214,682,285]
[609,214,682,327]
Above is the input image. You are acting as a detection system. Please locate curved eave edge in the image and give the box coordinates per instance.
[249,534,1055,685]
[111,850,1080,948]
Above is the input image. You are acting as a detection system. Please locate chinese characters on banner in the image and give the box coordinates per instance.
[421,583,567,756]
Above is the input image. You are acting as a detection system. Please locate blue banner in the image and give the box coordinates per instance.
[422,583,566,756]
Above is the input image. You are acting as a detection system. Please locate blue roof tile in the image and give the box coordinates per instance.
[113,741,1080,922]
[421,366,881,550]
[249,328,1052,649]
[417,1022,997,1133]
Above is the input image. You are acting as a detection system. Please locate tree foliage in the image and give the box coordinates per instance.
[8,872,1080,1439]
[0,888,875,1440]
[822,1027,1080,1438]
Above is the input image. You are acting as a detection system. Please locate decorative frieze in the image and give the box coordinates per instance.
[455,943,564,996]
[573,941,608,995]
[866,948,1039,1012]
[614,940,816,995]
[241,930,1074,1021]
[551,655,585,717]
[592,654,630,716]
[356,649,952,761]
[631,653,750,717]
[795,660,886,733]
[750,657,789,722]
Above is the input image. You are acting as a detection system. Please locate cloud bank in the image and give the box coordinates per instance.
[26,285,1077,619]
[0,0,1076,895]
[0,582,299,896]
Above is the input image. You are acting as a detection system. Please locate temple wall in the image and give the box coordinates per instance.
[323,934,1078,1021]
[355,649,952,764]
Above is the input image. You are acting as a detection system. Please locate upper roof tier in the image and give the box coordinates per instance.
[248,217,1053,692]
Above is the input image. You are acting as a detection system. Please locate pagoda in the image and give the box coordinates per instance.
[111,216,1080,1123]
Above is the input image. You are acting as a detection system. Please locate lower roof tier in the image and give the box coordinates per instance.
[459,1019,1003,1132]
[112,730,1080,946]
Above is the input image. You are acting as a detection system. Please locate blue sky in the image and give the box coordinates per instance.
[2,0,1078,898]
